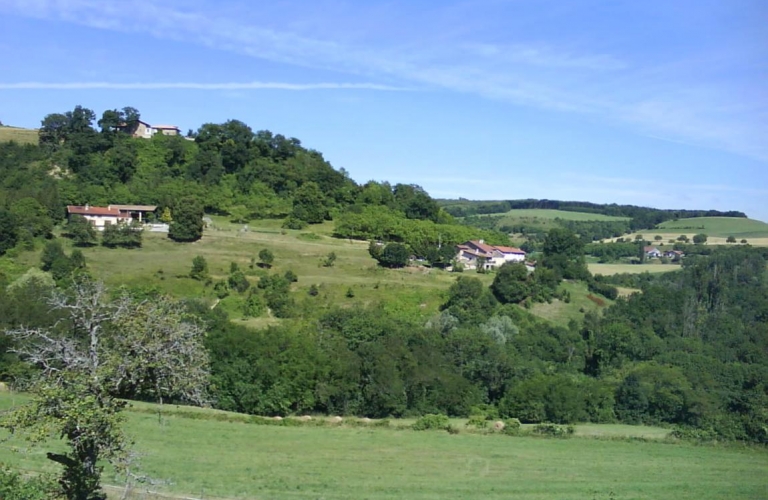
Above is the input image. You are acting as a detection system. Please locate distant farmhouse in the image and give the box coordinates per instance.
[643,246,662,258]
[117,120,180,139]
[456,240,526,271]
[664,250,685,260]
[67,204,157,230]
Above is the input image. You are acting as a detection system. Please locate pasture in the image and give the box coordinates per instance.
[6,217,605,326]
[656,217,768,239]
[0,394,765,500]
[588,263,680,276]
[11,217,462,318]
[0,126,38,145]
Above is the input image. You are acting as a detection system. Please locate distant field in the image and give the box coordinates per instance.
[488,208,630,222]
[588,263,681,276]
[0,394,765,500]
[0,126,38,144]
[463,209,630,236]
[657,217,768,239]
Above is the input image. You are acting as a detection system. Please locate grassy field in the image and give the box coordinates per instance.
[657,217,768,238]
[602,217,768,246]
[588,263,681,276]
[474,209,630,234]
[0,393,765,500]
[5,216,605,326]
[488,209,630,222]
[0,126,38,144]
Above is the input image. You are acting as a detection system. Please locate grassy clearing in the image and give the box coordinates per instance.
[529,281,611,325]
[0,126,38,145]
[588,263,681,276]
[0,394,764,500]
[615,286,641,298]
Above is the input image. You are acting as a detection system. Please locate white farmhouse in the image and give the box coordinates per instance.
[456,240,526,271]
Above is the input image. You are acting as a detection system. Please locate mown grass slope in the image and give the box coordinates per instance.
[0,126,38,144]
[0,394,765,500]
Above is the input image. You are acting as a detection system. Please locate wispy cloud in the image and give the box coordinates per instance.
[0,81,410,91]
[2,0,765,161]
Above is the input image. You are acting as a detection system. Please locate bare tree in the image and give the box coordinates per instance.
[1,279,209,500]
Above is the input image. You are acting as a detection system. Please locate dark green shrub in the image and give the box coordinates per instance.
[0,465,59,500]
[412,413,450,431]
[190,255,208,280]
[465,415,489,429]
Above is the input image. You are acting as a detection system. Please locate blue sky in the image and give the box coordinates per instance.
[1,0,766,220]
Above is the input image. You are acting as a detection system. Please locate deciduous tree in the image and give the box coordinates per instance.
[1,280,209,499]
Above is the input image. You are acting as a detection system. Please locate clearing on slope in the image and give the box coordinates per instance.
[0,126,38,145]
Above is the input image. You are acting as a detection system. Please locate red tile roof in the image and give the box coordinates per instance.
[67,205,130,217]
[463,240,526,256]
[494,246,526,254]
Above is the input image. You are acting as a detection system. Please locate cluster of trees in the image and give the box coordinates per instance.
[334,205,508,259]
[194,246,766,445]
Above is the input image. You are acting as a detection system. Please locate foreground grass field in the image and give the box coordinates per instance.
[0,394,765,500]
[0,126,38,144]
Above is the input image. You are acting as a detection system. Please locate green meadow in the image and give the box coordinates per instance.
[5,216,611,327]
[0,393,765,500]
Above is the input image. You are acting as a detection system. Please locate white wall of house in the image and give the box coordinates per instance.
[82,215,127,230]
[499,252,525,263]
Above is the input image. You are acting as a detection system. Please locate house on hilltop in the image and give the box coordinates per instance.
[117,120,180,139]
[67,204,157,229]
[456,240,526,271]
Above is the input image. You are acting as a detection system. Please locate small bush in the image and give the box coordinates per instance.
[502,418,522,436]
[465,415,489,429]
[532,423,574,438]
[469,404,499,420]
[446,425,461,435]
[412,413,450,431]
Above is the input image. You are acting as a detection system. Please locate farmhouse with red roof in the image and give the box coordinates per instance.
[455,240,526,271]
[67,204,157,230]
